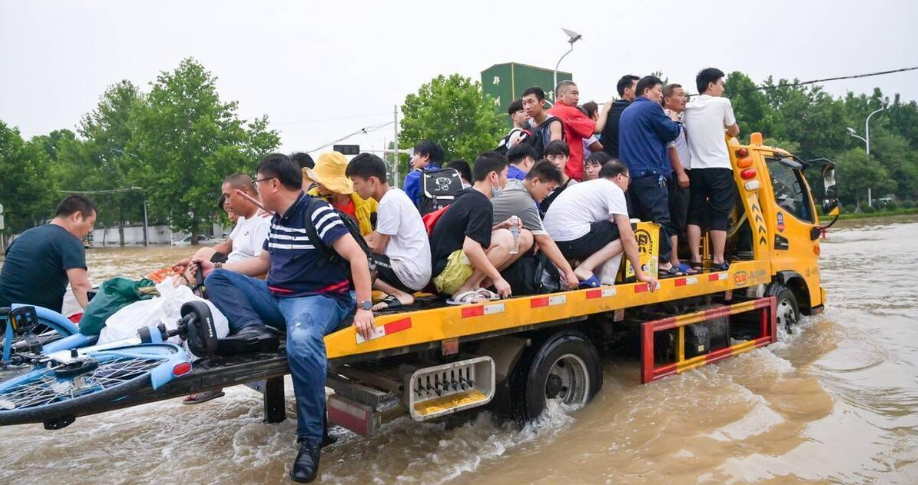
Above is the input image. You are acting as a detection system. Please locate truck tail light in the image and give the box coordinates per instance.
[741,169,757,179]
[736,148,749,157]
[744,180,761,191]
[737,158,754,168]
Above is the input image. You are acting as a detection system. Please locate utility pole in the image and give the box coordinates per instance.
[846,104,887,209]
[393,104,399,188]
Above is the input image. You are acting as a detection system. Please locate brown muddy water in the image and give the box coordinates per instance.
[1,216,917,484]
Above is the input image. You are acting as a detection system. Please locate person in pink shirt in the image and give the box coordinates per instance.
[548,81,597,181]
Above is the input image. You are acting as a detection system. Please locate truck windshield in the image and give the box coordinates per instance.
[766,157,814,223]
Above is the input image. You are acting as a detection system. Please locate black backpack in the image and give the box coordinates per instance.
[303,196,376,279]
[528,116,565,159]
[495,128,531,155]
[419,167,463,216]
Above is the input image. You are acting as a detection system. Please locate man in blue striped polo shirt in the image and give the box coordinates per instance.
[196,153,374,483]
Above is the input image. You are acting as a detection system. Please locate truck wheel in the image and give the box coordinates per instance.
[769,285,800,332]
[510,330,602,424]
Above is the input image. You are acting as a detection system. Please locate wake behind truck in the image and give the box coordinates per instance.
[0,133,839,439]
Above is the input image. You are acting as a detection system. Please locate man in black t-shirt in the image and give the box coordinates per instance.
[429,152,533,305]
[0,195,96,313]
[599,75,640,159]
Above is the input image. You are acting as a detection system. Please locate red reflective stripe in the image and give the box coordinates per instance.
[383,318,411,335]
[461,306,484,318]
[675,278,688,287]
[530,297,550,308]
[634,283,649,293]
[585,289,602,299]
[708,274,720,282]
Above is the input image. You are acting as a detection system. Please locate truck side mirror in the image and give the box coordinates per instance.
[821,165,839,216]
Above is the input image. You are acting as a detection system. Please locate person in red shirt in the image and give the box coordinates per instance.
[548,81,597,181]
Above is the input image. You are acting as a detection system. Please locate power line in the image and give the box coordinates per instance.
[273,112,392,126]
[306,121,395,154]
[732,65,918,93]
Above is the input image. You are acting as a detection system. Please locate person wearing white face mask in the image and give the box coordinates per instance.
[428,152,534,305]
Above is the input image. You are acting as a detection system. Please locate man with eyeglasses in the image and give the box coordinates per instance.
[195,153,375,483]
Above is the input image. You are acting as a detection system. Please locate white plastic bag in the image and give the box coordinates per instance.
[99,276,230,360]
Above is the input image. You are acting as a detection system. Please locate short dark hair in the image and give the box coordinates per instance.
[599,159,629,179]
[414,140,444,164]
[291,152,315,170]
[662,83,682,99]
[345,153,388,182]
[696,67,725,94]
[506,143,536,166]
[525,159,563,184]
[617,75,640,97]
[636,76,663,98]
[556,80,576,97]
[507,98,524,116]
[581,101,599,119]
[55,194,96,219]
[585,151,612,167]
[544,140,570,158]
[256,153,302,191]
[223,173,255,193]
[447,159,472,183]
[522,87,546,101]
[472,152,509,182]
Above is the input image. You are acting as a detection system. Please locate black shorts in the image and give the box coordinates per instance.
[556,220,621,261]
[210,251,229,264]
[371,254,416,294]
[669,172,690,235]
[687,168,734,231]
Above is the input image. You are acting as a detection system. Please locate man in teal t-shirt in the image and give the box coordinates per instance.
[0,195,96,313]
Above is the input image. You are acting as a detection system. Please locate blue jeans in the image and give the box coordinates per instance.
[205,269,353,445]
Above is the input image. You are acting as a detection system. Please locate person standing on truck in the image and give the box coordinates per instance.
[683,68,740,272]
[619,75,682,277]
[346,153,431,311]
[403,140,444,209]
[543,160,658,289]
[492,160,579,290]
[548,81,597,181]
[0,195,96,314]
[429,152,534,305]
[599,74,640,159]
[506,143,537,181]
[522,87,564,159]
[662,83,697,275]
[196,154,375,483]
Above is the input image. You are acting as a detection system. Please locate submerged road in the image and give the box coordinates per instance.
[1,216,917,484]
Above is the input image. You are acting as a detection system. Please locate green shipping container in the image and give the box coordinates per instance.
[481,62,573,128]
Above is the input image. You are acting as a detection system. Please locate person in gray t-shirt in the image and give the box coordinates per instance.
[491,161,579,289]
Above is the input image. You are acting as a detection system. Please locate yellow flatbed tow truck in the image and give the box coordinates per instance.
[6,133,840,436]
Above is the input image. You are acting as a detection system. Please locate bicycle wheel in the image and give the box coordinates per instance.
[0,343,186,426]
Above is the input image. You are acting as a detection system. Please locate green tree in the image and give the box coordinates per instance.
[724,71,780,141]
[834,147,896,208]
[400,74,503,164]
[129,58,279,240]
[0,121,58,235]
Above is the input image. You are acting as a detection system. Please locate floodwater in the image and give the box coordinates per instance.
[1,217,917,484]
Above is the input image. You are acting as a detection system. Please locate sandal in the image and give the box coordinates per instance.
[710,261,730,272]
[689,260,704,272]
[578,275,601,289]
[447,291,486,306]
[674,262,699,275]
[475,288,501,301]
[372,295,404,311]
[658,266,684,278]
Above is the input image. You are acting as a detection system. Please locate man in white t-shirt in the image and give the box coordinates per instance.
[543,160,658,289]
[347,153,432,310]
[173,173,271,274]
[682,68,740,272]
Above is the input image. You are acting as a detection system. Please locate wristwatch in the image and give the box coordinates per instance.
[359,300,373,311]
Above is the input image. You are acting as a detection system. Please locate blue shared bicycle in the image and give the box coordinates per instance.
[0,301,217,427]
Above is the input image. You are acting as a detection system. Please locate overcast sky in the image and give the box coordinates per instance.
[2,0,916,156]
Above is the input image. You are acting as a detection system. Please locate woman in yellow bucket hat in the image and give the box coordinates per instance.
[305,151,378,236]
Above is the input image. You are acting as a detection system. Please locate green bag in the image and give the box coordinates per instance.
[79,277,156,336]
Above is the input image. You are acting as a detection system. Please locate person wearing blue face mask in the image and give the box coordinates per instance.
[428,152,533,306]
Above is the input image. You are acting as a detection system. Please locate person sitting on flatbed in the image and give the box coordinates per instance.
[543,160,658,290]
[429,152,534,305]
[306,151,378,237]
[346,153,432,310]
[0,195,96,314]
[194,153,375,484]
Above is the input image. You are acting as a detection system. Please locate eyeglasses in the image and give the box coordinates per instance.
[255,177,276,184]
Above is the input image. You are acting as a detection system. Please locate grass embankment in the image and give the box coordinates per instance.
[836,208,918,220]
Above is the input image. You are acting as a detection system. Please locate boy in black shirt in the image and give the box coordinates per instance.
[429,152,533,305]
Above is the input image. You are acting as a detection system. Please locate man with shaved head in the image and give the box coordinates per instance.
[548,80,597,181]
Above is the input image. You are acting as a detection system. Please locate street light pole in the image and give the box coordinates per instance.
[865,106,885,156]
[554,28,582,95]
[845,104,887,209]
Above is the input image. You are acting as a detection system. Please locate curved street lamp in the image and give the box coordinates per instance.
[554,28,582,95]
